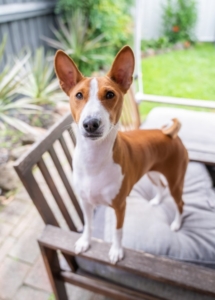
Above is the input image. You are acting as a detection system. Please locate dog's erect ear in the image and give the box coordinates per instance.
[54,50,84,95]
[107,46,135,93]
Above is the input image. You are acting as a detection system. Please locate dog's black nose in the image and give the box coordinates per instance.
[83,118,101,133]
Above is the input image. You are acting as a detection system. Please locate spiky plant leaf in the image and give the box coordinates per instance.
[17,47,67,105]
[42,9,111,75]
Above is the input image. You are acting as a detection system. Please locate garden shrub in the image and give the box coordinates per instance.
[162,0,197,43]
[55,0,133,73]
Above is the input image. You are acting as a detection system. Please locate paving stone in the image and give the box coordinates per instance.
[14,285,50,300]
[0,257,29,299]
[0,161,20,191]
[0,199,31,225]
[9,228,41,264]
[24,256,52,293]
[15,187,31,203]
[0,236,16,263]
[0,221,13,245]
[11,206,44,238]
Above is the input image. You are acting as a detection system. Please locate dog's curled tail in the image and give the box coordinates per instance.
[162,118,181,139]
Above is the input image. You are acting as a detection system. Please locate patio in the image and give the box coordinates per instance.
[0,141,110,300]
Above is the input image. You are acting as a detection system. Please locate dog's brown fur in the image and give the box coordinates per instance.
[55,46,188,235]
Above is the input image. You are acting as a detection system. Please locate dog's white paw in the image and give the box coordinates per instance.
[170,219,181,231]
[109,245,124,264]
[75,236,90,254]
[150,195,161,206]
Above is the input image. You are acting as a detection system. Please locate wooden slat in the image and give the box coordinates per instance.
[39,225,215,296]
[48,146,84,225]
[61,271,163,300]
[136,93,215,109]
[123,98,133,130]
[67,127,76,146]
[14,169,59,227]
[39,244,69,300]
[14,112,72,175]
[37,158,77,231]
[59,135,73,170]
[128,87,141,128]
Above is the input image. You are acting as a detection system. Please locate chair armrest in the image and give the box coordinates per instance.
[38,225,215,296]
[135,93,215,109]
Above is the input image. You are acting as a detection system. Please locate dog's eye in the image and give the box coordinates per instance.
[106,91,115,99]
[76,92,83,100]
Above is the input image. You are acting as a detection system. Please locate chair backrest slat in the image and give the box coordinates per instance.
[128,88,141,128]
[16,169,59,227]
[48,145,84,225]
[68,127,76,146]
[59,135,73,171]
[120,86,141,131]
[14,112,83,231]
[37,158,77,231]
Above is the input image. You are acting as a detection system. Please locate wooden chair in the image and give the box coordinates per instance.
[14,90,215,300]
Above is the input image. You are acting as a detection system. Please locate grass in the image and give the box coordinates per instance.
[139,43,215,119]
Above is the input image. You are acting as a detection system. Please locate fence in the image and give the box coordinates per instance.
[0,0,57,67]
[140,0,215,41]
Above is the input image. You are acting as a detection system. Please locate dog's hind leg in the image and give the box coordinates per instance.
[169,185,184,231]
[148,171,167,206]
[109,201,126,264]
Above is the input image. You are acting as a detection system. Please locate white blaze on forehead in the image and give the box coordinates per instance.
[78,78,111,133]
[89,77,98,99]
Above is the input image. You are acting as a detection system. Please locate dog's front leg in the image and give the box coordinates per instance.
[109,202,126,264]
[75,200,93,254]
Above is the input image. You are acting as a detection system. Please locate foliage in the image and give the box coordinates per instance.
[162,0,197,43]
[55,0,133,62]
[18,47,66,105]
[0,36,41,133]
[141,36,170,51]
[0,126,24,149]
[43,11,110,75]
[140,43,215,119]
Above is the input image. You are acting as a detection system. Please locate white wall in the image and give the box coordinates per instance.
[140,0,215,41]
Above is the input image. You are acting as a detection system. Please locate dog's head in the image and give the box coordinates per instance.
[55,46,134,140]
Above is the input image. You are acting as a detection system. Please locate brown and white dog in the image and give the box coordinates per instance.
[54,46,188,264]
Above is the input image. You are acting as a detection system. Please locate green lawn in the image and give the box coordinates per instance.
[139,43,215,119]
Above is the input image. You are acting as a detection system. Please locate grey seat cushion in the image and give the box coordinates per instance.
[104,161,215,265]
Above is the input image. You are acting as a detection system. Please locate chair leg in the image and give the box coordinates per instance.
[39,242,69,300]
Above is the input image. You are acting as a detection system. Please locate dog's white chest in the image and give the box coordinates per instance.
[73,149,124,206]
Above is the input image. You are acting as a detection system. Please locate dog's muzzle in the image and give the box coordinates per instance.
[83,117,102,139]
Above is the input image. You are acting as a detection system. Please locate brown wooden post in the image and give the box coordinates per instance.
[39,242,69,300]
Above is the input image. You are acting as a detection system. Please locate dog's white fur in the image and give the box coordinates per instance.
[74,78,124,260]
[78,78,111,139]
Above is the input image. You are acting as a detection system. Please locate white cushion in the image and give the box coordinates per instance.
[142,107,215,154]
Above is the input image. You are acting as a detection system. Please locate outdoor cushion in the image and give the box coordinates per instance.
[104,161,215,264]
[77,107,215,299]
[142,107,215,155]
